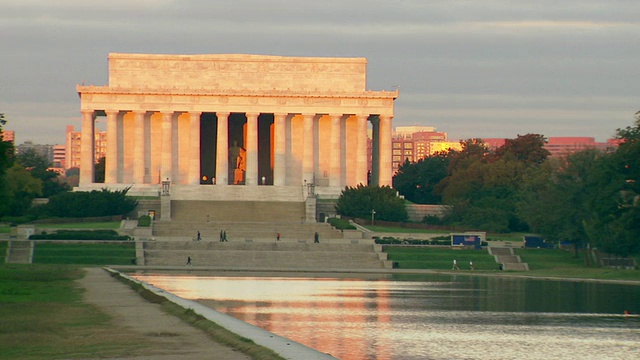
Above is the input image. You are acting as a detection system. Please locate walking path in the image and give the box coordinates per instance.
[79,267,251,360]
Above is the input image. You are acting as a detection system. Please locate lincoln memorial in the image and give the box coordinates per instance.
[76,53,397,221]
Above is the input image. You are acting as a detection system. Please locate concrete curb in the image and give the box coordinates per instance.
[105,268,337,360]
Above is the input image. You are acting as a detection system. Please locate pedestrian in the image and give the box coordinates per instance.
[223,230,228,242]
[314,232,319,243]
[277,232,280,241]
[470,260,474,271]
[219,230,223,242]
[196,231,201,241]
[187,256,192,266]
[499,263,504,271]
[452,259,459,270]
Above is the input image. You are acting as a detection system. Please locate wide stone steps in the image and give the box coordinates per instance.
[169,200,305,223]
[488,246,529,271]
[142,241,386,269]
[153,221,344,240]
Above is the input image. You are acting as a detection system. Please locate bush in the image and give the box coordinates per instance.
[327,217,356,230]
[35,188,138,218]
[29,230,131,241]
[137,215,151,227]
[336,185,408,222]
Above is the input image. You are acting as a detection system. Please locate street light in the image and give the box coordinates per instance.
[371,209,376,225]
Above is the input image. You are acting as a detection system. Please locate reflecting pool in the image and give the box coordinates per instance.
[133,273,640,360]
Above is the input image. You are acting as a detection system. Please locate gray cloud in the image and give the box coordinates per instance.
[1,0,639,144]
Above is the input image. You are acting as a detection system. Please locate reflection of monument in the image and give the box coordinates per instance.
[229,140,246,184]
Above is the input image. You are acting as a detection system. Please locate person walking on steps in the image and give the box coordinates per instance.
[452,259,459,270]
[187,256,192,266]
[277,232,280,241]
[196,231,201,241]
[314,232,319,243]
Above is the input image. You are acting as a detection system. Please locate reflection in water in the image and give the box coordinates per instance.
[133,274,640,360]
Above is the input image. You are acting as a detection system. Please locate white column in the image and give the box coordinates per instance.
[379,115,393,186]
[215,112,229,185]
[245,112,259,186]
[274,113,287,186]
[79,110,95,186]
[105,110,119,184]
[329,114,342,187]
[302,114,315,184]
[160,111,173,182]
[356,115,368,185]
[133,111,146,183]
[188,112,202,185]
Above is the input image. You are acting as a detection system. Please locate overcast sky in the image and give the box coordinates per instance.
[2,0,639,145]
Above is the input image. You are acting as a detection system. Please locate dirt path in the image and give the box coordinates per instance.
[78,267,251,360]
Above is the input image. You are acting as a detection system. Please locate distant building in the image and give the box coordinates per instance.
[391,126,456,172]
[1,130,15,143]
[480,136,615,157]
[65,125,107,169]
[16,141,54,163]
[52,144,66,168]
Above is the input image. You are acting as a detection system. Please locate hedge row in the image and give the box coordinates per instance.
[29,230,131,241]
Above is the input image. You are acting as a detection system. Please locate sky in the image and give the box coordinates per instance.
[2,0,639,145]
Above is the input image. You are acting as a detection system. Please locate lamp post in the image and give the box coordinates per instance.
[371,209,376,225]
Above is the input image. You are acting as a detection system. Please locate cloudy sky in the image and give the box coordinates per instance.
[2,0,639,145]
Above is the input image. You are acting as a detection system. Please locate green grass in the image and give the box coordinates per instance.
[33,243,136,265]
[35,222,121,229]
[0,224,9,234]
[0,242,6,264]
[385,246,498,270]
[0,265,152,359]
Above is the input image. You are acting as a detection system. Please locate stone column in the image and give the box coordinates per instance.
[160,111,173,182]
[105,110,120,184]
[215,112,229,185]
[79,110,95,186]
[329,114,342,187]
[302,114,315,185]
[245,112,259,186]
[273,113,287,186]
[356,115,368,185]
[188,112,202,185]
[133,111,146,184]
[378,115,393,186]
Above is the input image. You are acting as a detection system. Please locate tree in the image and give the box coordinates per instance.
[493,134,550,165]
[0,113,16,216]
[336,184,408,222]
[35,188,138,218]
[3,164,43,216]
[393,151,450,204]
[16,148,69,197]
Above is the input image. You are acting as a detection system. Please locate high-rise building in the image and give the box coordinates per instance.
[481,137,615,157]
[53,144,66,168]
[16,141,54,163]
[391,126,457,171]
[65,125,107,169]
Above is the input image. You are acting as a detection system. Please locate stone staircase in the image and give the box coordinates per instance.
[5,241,34,264]
[152,220,345,242]
[488,246,529,271]
[169,200,306,223]
[141,241,390,270]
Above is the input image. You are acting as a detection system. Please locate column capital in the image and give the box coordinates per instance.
[188,111,202,117]
[245,112,260,119]
[81,109,96,117]
[104,109,120,116]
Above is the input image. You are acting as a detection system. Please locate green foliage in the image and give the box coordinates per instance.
[137,215,151,227]
[335,184,408,222]
[16,148,70,197]
[327,217,356,230]
[393,152,450,204]
[2,164,43,216]
[29,229,131,240]
[34,187,138,218]
[374,236,451,245]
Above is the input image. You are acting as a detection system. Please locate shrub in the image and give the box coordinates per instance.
[137,215,151,227]
[327,217,356,230]
[35,188,138,218]
[336,185,408,222]
[29,230,131,241]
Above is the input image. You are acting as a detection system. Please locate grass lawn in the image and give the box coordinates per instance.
[0,265,152,359]
[36,222,121,229]
[0,224,9,234]
[0,242,6,264]
[33,243,136,265]
[385,246,498,271]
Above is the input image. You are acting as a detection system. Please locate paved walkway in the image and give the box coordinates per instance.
[79,267,251,360]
